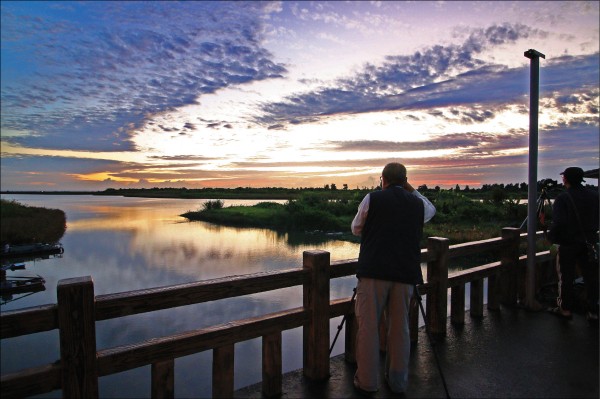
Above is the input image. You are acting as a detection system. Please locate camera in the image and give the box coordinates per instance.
[538,178,557,190]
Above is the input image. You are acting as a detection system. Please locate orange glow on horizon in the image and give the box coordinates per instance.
[71,172,138,183]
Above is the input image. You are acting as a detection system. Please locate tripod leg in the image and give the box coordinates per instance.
[329,287,357,355]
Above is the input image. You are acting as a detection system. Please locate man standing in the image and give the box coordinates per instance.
[351,162,436,394]
[547,167,599,321]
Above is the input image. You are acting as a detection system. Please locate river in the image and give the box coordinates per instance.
[1,194,369,398]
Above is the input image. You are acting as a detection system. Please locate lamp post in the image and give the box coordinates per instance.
[524,49,545,310]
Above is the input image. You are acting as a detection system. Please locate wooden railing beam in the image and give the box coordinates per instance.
[97,308,307,376]
[0,363,61,399]
[0,304,57,339]
[96,269,307,320]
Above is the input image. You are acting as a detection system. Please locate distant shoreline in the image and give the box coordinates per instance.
[1,191,97,195]
[0,188,367,200]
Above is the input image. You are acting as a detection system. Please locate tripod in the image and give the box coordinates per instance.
[414,285,451,399]
[329,285,451,398]
[520,183,553,232]
[329,287,356,355]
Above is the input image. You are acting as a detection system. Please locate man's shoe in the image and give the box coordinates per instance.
[548,306,572,320]
[354,376,378,397]
[384,373,406,395]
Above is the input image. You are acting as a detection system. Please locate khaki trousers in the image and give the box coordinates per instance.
[354,277,413,393]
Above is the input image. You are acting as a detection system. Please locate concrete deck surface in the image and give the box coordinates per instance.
[235,306,599,398]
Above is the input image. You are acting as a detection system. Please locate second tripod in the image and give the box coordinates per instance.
[520,181,554,232]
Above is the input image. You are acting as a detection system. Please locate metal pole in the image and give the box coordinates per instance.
[524,49,545,310]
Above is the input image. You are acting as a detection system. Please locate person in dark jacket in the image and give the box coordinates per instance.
[351,162,435,394]
[547,167,599,321]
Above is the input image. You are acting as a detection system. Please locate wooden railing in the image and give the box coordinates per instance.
[0,227,556,398]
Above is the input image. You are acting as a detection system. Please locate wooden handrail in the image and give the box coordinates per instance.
[0,363,61,399]
[95,268,308,320]
[97,307,308,376]
[446,236,506,259]
[1,304,57,339]
[448,261,502,287]
[1,268,308,339]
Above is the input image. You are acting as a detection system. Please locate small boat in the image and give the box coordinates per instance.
[1,243,64,259]
[0,274,46,295]
[0,263,26,271]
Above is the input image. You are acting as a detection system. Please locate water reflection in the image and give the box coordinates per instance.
[0,194,360,398]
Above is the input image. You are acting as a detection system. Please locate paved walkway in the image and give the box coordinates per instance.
[236,306,598,398]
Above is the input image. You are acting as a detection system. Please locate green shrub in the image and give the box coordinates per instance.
[202,199,224,210]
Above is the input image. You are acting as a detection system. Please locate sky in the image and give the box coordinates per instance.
[1,1,598,191]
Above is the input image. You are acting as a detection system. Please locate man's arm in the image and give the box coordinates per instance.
[351,194,370,236]
[403,181,436,223]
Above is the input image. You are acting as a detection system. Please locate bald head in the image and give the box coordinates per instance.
[382,163,407,186]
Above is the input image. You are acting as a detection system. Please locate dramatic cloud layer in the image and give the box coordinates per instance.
[1,1,598,190]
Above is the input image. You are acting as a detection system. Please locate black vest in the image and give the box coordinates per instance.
[356,186,425,284]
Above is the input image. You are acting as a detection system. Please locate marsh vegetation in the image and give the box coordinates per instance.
[0,199,67,245]
[182,189,537,246]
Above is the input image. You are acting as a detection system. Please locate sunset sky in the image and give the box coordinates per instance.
[1,1,598,191]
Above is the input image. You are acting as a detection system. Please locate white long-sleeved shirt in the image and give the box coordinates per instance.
[351,189,436,236]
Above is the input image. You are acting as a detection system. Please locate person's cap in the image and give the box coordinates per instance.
[560,167,585,184]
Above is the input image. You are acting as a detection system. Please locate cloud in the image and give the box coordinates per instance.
[148,155,217,162]
[0,154,136,189]
[1,2,287,151]
[254,24,597,127]
[1,2,597,191]
[325,131,526,153]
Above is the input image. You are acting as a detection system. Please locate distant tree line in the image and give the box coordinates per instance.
[91,177,600,201]
[4,178,595,201]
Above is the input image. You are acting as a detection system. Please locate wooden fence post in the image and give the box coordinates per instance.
[57,276,99,399]
[426,237,449,336]
[487,274,501,311]
[262,332,282,398]
[212,344,234,398]
[303,250,330,380]
[151,359,174,399]
[450,285,465,325]
[470,279,484,317]
[500,228,521,307]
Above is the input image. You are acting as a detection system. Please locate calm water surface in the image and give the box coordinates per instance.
[1,194,361,398]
